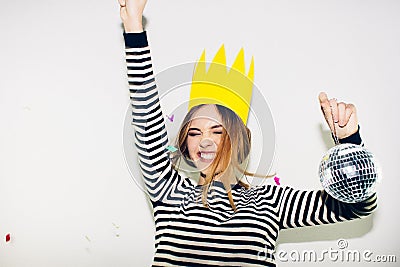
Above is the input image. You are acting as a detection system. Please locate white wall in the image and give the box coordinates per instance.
[0,0,399,266]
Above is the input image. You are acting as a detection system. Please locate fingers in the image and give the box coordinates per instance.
[318,91,328,104]
[331,101,356,127]
[337,102,346,126]
[120,5,127,21]
[119,0,126,20]
[319,92,334,131]
[344,103,356,127]
[319,92,356,128]
[118,0,126,7]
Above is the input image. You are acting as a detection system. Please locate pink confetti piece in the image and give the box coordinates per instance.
[166,114,174,122]
[5,233,10,242]
[166,145,178,152]
[274,176,280,186]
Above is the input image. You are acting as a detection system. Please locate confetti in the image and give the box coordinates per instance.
[274,176,281,186]
[166,145,178,152]
[166,114,174,122]
[5,234,10,242]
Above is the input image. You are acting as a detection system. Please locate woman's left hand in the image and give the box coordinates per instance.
[318,92,359,139]
[119,0,148,33]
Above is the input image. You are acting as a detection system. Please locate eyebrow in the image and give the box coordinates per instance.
[188,125,223,131]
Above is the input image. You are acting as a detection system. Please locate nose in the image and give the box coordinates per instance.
[199,138,214,149]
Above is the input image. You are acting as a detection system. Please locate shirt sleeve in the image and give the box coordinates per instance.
[278,187,377,229]
[278,127,377,229]
[124,31,188,205]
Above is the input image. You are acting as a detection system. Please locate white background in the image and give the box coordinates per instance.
[0,0,399,266]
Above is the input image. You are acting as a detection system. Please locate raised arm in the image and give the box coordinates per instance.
[278,129,377,229]
[279,93,377,228]
[120,0,186,205]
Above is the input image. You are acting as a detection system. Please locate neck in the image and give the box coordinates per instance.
[198,171,238,186]
[200,171,221,178]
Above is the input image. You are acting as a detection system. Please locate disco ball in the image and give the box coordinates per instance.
[319,143,381,203]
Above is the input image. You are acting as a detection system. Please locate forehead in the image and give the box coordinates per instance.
[189,105,223,127]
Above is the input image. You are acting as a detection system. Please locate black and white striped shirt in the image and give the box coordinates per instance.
[124,31,377,267]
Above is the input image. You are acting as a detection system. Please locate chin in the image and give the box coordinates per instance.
[192,158,213,173]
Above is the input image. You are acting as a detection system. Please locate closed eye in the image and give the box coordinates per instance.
[188,128,202,136]
[211,125,223,135]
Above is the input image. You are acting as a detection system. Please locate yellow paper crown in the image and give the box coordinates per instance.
[189,44,254,124]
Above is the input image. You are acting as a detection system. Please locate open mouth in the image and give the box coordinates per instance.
[198,152,216,162]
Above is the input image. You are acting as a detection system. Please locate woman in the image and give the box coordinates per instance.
[119,0,377,266]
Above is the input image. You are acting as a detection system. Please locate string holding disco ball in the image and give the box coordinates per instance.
[319,109,381,203]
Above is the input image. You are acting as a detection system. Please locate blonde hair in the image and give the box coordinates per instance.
[173,104,258,212]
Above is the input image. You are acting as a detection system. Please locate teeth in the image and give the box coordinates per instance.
[200,153,215,160]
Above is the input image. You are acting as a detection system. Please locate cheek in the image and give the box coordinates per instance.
[214,136,222,146]
[186,138,199,157]
[213,134,223,147]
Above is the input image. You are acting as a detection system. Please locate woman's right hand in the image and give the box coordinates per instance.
[318,92,359,140]
[118,0,148,33]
